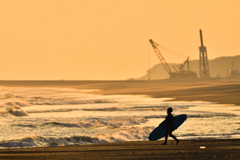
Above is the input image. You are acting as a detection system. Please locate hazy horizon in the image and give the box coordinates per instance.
[0,54,238,81]
[0,0,240,80]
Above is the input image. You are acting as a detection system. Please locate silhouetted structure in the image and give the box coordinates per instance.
[227,60,240,78]
[149,39,197,78]
[199,30,210,78]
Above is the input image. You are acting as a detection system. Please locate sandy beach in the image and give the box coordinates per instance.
[0,78,240,159]
[0,139,240,159]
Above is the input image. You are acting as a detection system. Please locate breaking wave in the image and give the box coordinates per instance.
[0,135,102,148]
[0,89,114,117]
[8,109,28,116]
[41,117,148,128]
[0,126,155,148]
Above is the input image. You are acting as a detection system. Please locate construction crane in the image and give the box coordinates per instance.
[149,39,197,78]
[199,29,210,78]
[177,57,190,73]
[149,39,172,75]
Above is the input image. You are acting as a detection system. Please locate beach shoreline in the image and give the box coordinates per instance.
[0,139,240,159]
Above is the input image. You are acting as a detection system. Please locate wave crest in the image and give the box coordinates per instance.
[42,117,148,128]
[0,135,102,148]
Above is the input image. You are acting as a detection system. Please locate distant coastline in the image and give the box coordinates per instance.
[138,55,240,80]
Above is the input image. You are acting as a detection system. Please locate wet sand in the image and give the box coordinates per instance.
[1,78,240,105]
[0,79,240,159]
[0,139,240,159]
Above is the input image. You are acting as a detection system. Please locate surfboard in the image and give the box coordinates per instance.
[148,114,187,141]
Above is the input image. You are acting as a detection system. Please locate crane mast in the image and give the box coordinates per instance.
[199,30,210,77]
[149,39,172,74]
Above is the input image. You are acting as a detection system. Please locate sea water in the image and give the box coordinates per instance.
[0,87,239,148]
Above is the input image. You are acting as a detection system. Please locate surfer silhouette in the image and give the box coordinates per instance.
[160,107,179,145]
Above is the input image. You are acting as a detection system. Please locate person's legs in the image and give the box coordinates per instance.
[169,133,179,144]
[161,131,168,145]
[164,132,168,144]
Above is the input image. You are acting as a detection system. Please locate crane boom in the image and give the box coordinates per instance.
[177,57,189,73]
[149,39,172,74]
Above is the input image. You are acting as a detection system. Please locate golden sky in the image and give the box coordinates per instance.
[0,0,239,80]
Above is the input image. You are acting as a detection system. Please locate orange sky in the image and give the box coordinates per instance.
[0,0,239,80]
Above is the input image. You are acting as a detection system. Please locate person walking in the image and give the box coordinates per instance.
[160,107,179,145]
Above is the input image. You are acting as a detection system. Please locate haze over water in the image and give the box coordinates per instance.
[0,86,239,149]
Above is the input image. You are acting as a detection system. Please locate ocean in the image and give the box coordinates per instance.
[0,86,239,148]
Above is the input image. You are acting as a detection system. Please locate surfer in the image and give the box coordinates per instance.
[160,107,179,145]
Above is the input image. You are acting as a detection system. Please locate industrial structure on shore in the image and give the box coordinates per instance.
[149,40,197,78]
[198,30,210,78]
[149,29,212,79]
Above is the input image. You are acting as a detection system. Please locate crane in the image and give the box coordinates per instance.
[177,57,190,73]
[199,29,210,78]
[149,39,172,75]
[149,39,197,78]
